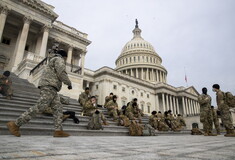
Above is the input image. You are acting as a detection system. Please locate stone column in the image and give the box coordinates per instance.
[80,51,86,75]
[187,98,192,115]
[39,25,51,57]
[12,16,32,71]
[182,97,186,116]
[172,96,176,114]
[0,6,9,41]
[130,68,133,76]
[141,68,144,80]
[169,95,173,112]
[67,45,73,64]
[160,71,163,82]
[156,94,159,111]
[162,93,166,112]
[151,69,154,81]
[166,94,169,111]
[176,97,180,114]
[156,70,159,82]
[136,68,139,78]
[146,68,149,80]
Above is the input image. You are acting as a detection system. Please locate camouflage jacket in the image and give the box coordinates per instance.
[106,100,118,110]
[0,75,12,87]
[83,101,97,112]
[149,115,157,125]
[216,90,230,111]
[198,94,211,111]
[79,92,90,106]
[176,116,186,126]
[38,55,71,91]
[104,96,112,106]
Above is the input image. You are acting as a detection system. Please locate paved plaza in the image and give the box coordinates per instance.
[0,135,234,160]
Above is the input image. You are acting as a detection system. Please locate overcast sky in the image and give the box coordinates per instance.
[43,0,235,106]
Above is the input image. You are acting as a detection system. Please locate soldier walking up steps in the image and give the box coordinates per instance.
[7,50,72,137]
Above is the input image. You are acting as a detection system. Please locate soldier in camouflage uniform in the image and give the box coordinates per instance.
[104,92,113,108]
[212,84,235,137]
[211,106,221,135]
[78,87,91,107]
[176,114,186,129]
[127,98,144,116]
[198,87,216,136]
[125,102,142,123]
[106,95,119,121]
[7,50,72,137]
[149,111,158,129]
[0,71,13,100]
[156,111,169,131]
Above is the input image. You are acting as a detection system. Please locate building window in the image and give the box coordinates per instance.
[1,37,11,45]
[113,85,117,90]
[141,104,144,112]
[147,94,149,98]
[25,45,29,51]
[96,85,98,90]
[148,106,150,113]
[132,90,135,95]
[122,87,125,92]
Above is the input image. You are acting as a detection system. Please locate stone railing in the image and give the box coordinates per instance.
[30,57,82,76]
[23,51,44,63]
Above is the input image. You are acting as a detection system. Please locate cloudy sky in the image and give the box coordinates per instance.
[43,0,235,106]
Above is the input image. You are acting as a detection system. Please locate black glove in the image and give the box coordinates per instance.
[68,85,72,90]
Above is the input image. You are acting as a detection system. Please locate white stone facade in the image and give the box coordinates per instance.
[0,0,204,129]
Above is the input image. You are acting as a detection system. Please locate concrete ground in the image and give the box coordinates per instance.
[0,135,234,160]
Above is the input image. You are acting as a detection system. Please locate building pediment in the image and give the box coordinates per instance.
[185,86,199,96]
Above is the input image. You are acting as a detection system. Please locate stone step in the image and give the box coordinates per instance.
[0,119,128,131]
[0,125,129,136]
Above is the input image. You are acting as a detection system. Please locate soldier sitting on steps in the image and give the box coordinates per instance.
[0,71,13,100]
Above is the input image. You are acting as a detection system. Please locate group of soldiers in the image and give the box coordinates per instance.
[149,110,186,132]
[198,86,235,137]
[78,89,144,128]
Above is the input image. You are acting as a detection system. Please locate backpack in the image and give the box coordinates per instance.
[142,124,156,136]
[224,92,235,108]
[129,120,143,136]
[87,113,103,130]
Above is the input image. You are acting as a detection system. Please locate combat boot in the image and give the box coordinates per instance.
[53,130,70,137]
[204,132,209,136]
[208,132,217,136]
[6,121,21,137]
[224,129,235,137]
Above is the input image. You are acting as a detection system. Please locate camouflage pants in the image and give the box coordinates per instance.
[221,110,234,130]
[0,85,13,97]
[126,112,142,122]
[108,109,118,120]
[212,117,220,133]
[157,121,169,131]
[200,110,213,133]
[15,86,63,131]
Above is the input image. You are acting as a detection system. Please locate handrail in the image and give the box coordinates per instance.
[30,57,48,75]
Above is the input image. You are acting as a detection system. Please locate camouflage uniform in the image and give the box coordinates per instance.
[165,113,179,131]
[198,94,213,134]
[156,113,169,131]
[87,111,107,130]
[211,108,220,134]
[176,116,186,128]
[15,55,71,131]
[0,74,13,98]
[106,100,118,121]
[118,115,130,127]
[125,105,142,123]
[83,101,97,117]
[104,96,112,107]
[216,90,234,134]
[78,92,90,107]
[149,115,158,129]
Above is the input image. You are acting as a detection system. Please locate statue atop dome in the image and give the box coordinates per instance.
[135,19,139,28]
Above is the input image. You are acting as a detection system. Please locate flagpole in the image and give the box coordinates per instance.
[184,67,188,87]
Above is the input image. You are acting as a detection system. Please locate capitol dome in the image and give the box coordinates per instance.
[115,20,167,83]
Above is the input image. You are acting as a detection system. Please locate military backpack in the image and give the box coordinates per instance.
[142,124,156,136]
[224,92,235,108]
[129,120,143,136]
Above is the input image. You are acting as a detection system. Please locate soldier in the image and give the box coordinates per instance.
[83,96,98,117]
[7,50,72,137]
[165,110,180,131]
[78,87,91,107]
[149,111,158,129]
[106,95,119,121]
[125,102,142,123]
[87,110,107,130]
[198,87,216,136]
[104,92,113,108]
[212,84,235,137]
[0,71,13,100]
[156,111,169,131]
[211,106,221,135]
[176,114,186,129]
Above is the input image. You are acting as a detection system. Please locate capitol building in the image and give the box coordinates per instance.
[0,0,201,128]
